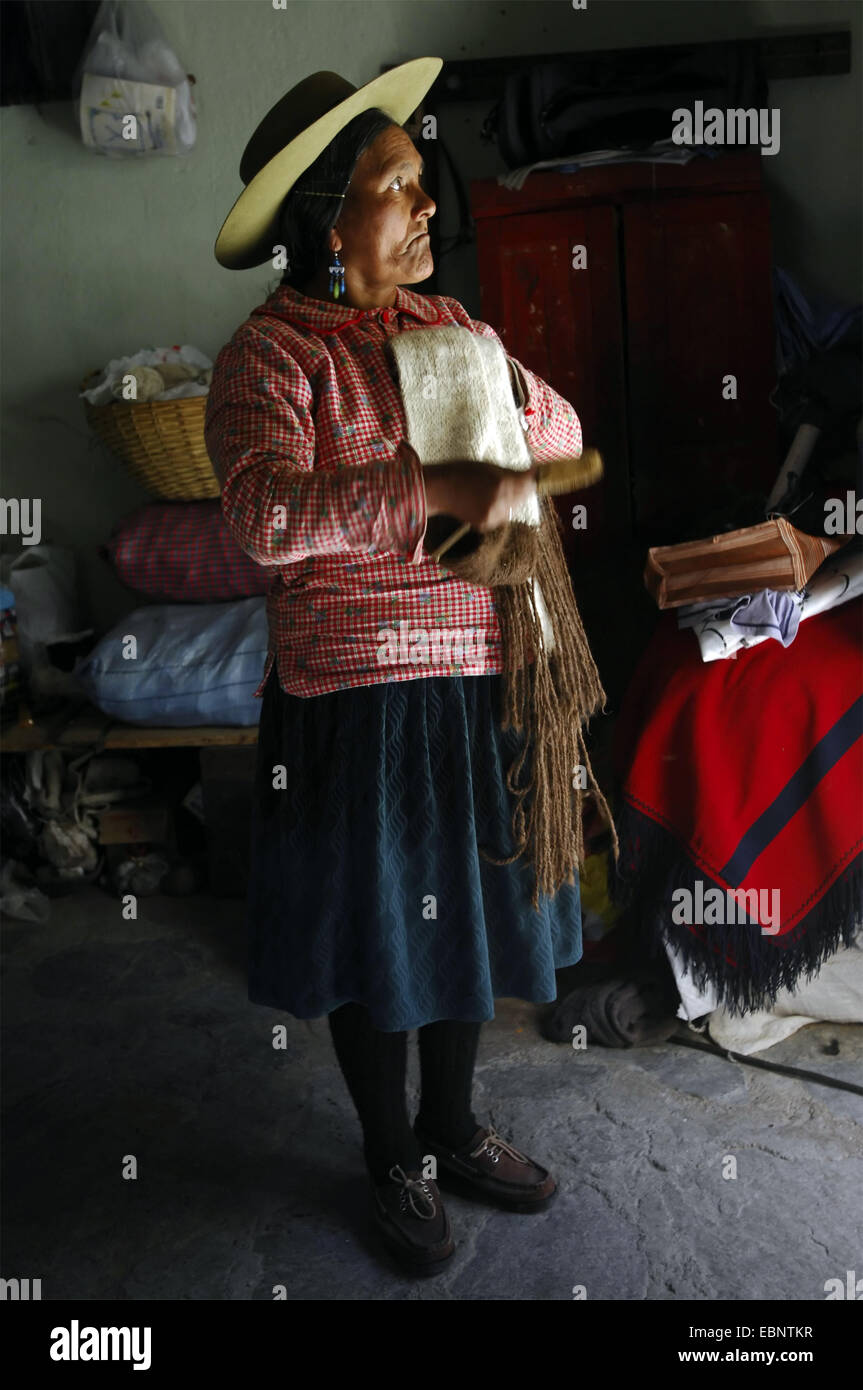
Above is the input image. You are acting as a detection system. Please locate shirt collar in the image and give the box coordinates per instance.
[261,283,443,335]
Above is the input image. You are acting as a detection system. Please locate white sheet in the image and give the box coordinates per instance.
[667,928,863,1054]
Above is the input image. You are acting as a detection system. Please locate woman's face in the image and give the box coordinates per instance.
[330,125,436,305]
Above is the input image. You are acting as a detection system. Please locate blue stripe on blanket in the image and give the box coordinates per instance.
[721,694,863,886]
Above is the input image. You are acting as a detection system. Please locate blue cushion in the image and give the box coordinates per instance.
[75,598,267,726]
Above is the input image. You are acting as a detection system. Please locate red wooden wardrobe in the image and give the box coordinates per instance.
[471,150,778,564]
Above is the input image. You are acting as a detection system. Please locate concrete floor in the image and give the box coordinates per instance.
[3,887,862,1302]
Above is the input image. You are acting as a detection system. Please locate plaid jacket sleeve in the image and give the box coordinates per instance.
[204,326,428,568]
[449,305,584,465]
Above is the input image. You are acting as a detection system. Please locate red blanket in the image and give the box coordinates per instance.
[613,598,862,1010]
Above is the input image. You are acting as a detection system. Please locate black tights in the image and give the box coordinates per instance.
[328,1002,482,1182]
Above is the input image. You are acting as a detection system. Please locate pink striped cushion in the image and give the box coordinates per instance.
[103,502,270,603]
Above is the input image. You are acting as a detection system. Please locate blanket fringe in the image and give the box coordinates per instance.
[610,797,862,1014]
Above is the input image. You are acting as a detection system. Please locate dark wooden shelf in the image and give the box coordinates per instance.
[1,706,258,753]
[406,30,852,105]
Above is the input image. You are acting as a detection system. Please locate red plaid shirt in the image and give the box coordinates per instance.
[204,283,583,698]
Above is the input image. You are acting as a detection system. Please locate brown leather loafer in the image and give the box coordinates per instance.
[370,1165,455,1276]
[414,1121,558,1213]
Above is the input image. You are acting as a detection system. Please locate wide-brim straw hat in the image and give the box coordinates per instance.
[214,56,442,270]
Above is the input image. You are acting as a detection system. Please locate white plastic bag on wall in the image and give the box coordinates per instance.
[74,0,196,157]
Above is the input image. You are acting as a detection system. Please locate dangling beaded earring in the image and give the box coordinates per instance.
[329,249,346,301]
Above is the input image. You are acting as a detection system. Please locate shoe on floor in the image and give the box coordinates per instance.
[370,1164,455,1276]
[414,1120,558,1213]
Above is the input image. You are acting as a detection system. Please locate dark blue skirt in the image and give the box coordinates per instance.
[247,670,582,1030]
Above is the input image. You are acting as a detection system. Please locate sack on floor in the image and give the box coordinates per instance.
[75,598,267,726]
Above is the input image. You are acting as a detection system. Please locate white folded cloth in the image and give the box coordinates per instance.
[388,325,555,652]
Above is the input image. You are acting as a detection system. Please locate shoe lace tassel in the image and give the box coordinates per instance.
[389,1165,437,1220]
[470,1123,528,1166]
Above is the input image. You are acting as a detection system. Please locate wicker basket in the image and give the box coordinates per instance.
[82,373,220,500]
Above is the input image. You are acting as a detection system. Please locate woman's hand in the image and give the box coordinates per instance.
[422,461,538,532]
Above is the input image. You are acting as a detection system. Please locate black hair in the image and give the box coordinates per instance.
[276,106,397,292]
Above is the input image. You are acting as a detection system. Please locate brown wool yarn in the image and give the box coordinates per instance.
[442,496,619,908]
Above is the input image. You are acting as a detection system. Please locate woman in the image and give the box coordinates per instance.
[205,58,605,1277]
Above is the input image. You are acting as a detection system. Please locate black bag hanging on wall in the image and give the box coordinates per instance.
[483,41,768,169]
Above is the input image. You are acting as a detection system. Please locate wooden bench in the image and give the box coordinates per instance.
[1,706,259,896]
[0,706,258,754]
